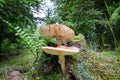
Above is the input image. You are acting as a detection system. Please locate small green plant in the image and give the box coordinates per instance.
[104,0,119,50]
[15,26,47,57]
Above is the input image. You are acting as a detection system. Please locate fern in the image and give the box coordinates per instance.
[15,26,47,58]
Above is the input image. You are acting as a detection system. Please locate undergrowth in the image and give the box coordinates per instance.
[85,51,120,80]
[0,50,34,79]
[0,50,120,80]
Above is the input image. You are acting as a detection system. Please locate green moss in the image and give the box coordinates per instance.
[99,51,120,58]
[86,51,120,80]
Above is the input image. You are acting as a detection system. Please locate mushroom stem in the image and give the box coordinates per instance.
[56,38,62,47]
[58,55,65,76]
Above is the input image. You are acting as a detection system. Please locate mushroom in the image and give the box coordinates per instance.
[41,46,80,75]
[39,24,80,79]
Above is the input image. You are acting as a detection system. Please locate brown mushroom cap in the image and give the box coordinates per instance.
[39,24,75,46]
[41,46,80,55]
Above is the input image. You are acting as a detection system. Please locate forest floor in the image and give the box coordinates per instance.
[0,50,120,80]
[0,50,35,80]
[84,51,120,80]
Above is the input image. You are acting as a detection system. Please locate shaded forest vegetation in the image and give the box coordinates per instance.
[0,0,120,80]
